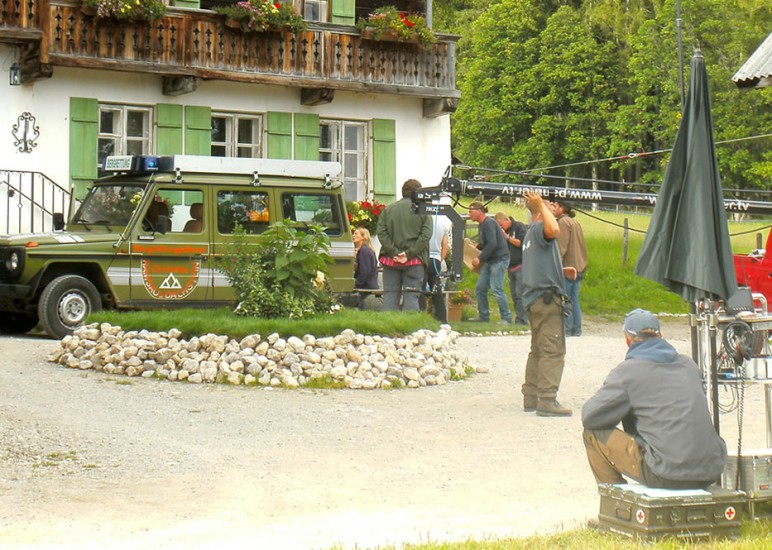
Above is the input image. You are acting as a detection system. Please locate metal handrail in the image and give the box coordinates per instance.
[0,170,71,235]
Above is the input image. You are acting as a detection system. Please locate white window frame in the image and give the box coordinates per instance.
[97,104,153,169]
[302,0,328,22]
[211,113,264,158]
[320,119,368,202]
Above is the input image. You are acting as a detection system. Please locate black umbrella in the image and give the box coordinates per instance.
[635,49,737,303]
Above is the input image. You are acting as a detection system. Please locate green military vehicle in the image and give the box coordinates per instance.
[0,155,355,339]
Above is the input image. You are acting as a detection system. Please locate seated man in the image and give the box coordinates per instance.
[582,308,727,489]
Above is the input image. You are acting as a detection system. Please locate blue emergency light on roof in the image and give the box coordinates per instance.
[104,155,160,174]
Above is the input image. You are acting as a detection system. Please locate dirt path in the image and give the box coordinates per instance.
[0,318,767,549]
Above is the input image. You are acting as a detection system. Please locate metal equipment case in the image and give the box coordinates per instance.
[597,483,744,540]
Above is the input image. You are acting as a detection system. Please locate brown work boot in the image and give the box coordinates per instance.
[523,395,537,412]
[536,398,573,417]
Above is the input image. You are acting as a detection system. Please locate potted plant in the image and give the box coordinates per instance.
[447,288,474,322]
[80,0,167,21]
[214,0,308,34]
[357,6,437,48]
[346,200,386,235]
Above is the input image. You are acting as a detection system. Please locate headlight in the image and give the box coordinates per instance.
[6,251,19,271]
[2,247,25,279]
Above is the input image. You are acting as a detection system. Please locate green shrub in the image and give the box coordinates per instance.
[216,221,337,319]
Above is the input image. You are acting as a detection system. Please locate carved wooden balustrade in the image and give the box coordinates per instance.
[0,0,459,100]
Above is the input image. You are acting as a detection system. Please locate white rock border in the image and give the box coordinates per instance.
[47,323,484,389]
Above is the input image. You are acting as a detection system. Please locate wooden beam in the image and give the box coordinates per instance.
[423,97,458,118]
[162,76,198,96]
[301,88,335,106]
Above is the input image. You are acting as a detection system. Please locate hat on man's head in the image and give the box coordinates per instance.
[623,308,660,337]
[468,201,486,213]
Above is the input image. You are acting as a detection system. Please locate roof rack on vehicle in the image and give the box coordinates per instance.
[103,155,342,180]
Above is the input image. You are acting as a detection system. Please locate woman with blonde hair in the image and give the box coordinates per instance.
[353,227,379,299]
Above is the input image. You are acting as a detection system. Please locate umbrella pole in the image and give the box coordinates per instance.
[709,307,720,435]
[690,302,699,363]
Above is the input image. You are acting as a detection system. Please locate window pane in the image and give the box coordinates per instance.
[282,193,341,235]
[344,153,360,177]
[211,145,226,157]
[126,110,147,138]
[99,110,117,134]
[320,124,336,149]
[217,190,269,234]
[211,117,226,142]
[98,138,116,158]
[126,141,144,155]
[237,119,254,144]
[344,125,363,150]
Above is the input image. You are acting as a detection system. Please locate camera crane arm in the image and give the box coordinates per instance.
[411,175,772,284]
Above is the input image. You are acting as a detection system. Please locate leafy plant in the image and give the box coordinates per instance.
[81,0,166,21]
[215,0,308,34]
[449,288,475,305]
[357,6,437,48]
[215,222,336,319]
[346,200,386,234]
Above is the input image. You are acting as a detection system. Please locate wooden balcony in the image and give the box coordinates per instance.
[0,0,459,111]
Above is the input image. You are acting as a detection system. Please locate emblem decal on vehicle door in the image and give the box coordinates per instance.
[141,260,200,299]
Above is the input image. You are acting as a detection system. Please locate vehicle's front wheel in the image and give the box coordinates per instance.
[0,313,39,335]
[38,275,102,339]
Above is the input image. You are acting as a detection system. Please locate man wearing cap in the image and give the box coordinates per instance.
[521,191,572,416]
[581,309,727,488]
[468,202,512,324]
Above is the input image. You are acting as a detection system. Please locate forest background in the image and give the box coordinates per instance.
[432,0,771,195]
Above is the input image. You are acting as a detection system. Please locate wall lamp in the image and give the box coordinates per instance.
[9,62,21,86]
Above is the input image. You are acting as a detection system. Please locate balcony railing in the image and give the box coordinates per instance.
[0,0,459,100]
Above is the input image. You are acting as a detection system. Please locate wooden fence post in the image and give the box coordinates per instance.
[622,218,629,266]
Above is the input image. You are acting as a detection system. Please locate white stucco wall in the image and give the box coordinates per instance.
[1,46,452,198]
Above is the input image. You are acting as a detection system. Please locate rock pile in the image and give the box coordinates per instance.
[48,323,480,389]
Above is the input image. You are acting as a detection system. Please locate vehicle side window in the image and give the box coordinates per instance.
[217,190,270,235]
[281,193,343,236]
[143,189,204,234]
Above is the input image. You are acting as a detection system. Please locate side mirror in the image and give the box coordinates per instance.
[52,213,65,231]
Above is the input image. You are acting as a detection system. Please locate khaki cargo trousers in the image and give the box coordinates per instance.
[522,295,565,401]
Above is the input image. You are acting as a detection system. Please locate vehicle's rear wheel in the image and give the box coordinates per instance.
[38,275,102,339]
[0,313,39,335]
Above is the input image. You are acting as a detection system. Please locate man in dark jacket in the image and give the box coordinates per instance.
[469,202,512,324]
[495,211,528,326]
[582,309,727,488]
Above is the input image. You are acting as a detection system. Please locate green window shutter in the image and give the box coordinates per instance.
[184,105,211,155]
[294,113,320,161]
[156,103,184,155]
[172,0,198,8]
[267,111,292,159]
[372,118,396,202]
[69,97,98,200]
[331,0,355,26]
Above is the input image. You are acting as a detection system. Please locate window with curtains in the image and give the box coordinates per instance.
[303,0,328,21]
[211,113,264,158]
[97,105,152,171]
[320,119,367,202]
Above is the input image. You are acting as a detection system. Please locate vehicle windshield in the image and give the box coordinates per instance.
[72,184,146,226]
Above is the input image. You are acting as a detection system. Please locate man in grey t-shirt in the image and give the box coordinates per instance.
[521,191,573,417]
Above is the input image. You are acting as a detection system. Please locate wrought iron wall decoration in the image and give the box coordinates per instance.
[12,112,40,153]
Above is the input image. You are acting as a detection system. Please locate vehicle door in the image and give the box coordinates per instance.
[210,187,273,304]
[279,190,354,292]
[128,186,212,305]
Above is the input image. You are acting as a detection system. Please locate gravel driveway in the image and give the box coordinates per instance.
[0,318,767,549]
